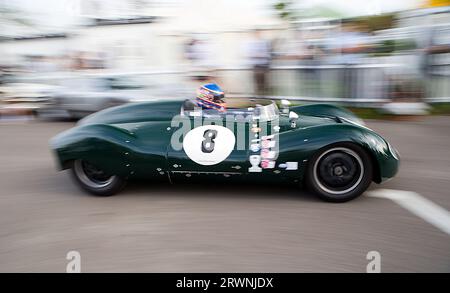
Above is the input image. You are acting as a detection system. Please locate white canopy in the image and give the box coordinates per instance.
[160,0,285,34]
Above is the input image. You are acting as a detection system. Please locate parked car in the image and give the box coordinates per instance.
[0,82,58,115]
[37,75,149,119]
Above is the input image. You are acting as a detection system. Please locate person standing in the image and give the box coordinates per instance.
[325,20,371,99]
[246,29,272,96]
[184,37,219,84]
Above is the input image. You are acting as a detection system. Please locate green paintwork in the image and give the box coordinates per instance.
[50,99,399,185]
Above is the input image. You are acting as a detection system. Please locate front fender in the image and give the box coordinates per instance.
[291,104,365,125]
[277,123,399,183]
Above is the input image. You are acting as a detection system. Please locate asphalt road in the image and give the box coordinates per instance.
[0,117,449,272]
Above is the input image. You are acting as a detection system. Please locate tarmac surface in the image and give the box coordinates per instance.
[0,117,449,272]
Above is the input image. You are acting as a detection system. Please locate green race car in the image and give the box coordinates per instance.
[50,98,399,202]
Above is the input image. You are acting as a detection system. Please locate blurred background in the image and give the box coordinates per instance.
[0,0,449,118]
[0,0,449,273]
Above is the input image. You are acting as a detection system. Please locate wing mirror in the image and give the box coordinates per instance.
[289,111,299,128]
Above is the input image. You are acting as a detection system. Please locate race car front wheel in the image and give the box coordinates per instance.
[305,143,372,202]
[71,159,126,196]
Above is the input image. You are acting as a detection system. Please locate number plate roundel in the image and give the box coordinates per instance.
[183,125,236,165]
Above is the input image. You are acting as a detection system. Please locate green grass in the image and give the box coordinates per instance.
[277,101,386,120]
[231,98,450,120]
[430,103,450,115]
[346,107,386,120]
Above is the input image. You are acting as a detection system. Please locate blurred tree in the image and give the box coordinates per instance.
[273,1,298,22]
[273,1,345,23]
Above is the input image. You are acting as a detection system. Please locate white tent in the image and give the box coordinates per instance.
[160,0,285,34]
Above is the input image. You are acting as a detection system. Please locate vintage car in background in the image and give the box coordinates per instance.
[35,75,149,119]
[50,98,399,202]
[0,82,59,116]
[36,74,191,119]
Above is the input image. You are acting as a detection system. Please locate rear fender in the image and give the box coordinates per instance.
[51,124,140,178]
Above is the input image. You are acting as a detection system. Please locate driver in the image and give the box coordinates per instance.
[195,83,227,112]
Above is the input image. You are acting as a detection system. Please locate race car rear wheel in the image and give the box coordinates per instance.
[71,159,125,196]
[305,143,372,202]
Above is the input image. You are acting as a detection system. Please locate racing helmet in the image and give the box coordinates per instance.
[195,83,226,112]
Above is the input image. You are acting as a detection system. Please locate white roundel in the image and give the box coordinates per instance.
[183,125,235,165]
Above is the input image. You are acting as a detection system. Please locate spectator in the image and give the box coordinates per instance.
[245,29,272,96]
[274,30,324,96]
[184,37,218,84]
[325,20,371,99]
[420,26,450,79]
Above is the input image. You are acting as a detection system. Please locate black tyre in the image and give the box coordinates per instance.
[305,143,373,202]
[71,159,126,196]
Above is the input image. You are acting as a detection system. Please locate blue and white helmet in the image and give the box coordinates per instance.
[195,83,226,112]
